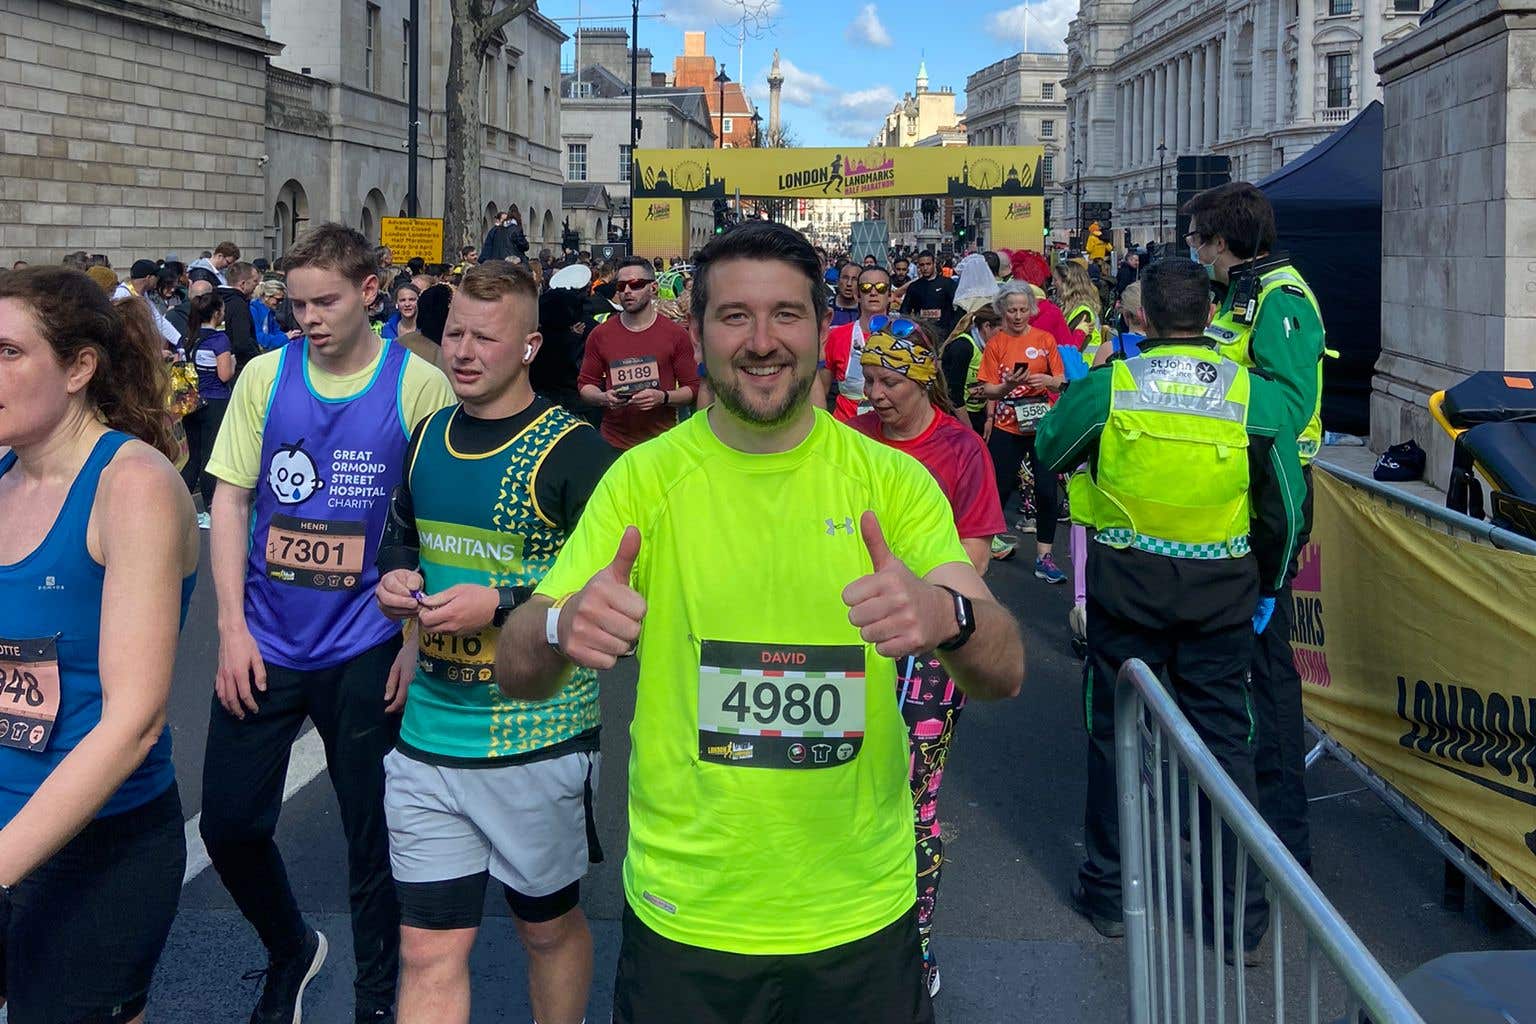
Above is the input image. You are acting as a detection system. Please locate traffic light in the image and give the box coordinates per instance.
[713,198,728,234]
[954,206,968,244]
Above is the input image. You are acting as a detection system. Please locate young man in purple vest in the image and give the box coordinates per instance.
[200,223,455,1024]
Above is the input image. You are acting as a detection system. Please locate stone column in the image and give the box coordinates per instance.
[1219,27,1235,139]
[1164,61,1177,153]
[1204,40,1220,144]
[1141,72,1153,164]
[1375,0,1536,479]
[1297,0,1315,120]
[1190,48,1204,151]
[1178,52,1192,152]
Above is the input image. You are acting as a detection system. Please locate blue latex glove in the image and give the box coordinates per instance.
[1252,597,1277,635]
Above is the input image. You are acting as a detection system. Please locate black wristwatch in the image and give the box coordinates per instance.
[492,585,533,628]
[935,585,975,651]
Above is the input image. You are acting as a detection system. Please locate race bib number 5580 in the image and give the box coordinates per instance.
[697,640,865,769]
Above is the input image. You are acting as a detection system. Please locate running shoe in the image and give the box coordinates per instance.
[990,534,1017,561]
[197,511,212,530]
[925,962,942,997]
[247,928,327,1024]
[1014,519,1036,535]
[1034,554,1066,584]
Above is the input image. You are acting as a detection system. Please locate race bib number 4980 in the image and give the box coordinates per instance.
[697,640,865,769]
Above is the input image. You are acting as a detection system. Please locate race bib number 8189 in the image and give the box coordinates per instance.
[697,640,865,769]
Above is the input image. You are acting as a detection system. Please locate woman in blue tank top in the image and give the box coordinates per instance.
[0,268,200,1024]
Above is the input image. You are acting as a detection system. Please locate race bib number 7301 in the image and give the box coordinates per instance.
[697,640,866,769]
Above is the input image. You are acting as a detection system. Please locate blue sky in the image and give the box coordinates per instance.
[539,0,1074,147]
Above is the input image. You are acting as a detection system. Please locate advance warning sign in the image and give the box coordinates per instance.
[380,217,444,264]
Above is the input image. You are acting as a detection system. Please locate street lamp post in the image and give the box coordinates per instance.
[1156,141,1168,248]
[628,0,640,239]
[715,66,729,149]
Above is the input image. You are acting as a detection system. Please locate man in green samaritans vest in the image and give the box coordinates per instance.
[373,261,615,1024]
[1185,181,1329,875]
[1036,258,1307,959]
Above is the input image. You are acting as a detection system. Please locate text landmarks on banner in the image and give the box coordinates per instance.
[1302,470,1536,905]
[380,217,445,264]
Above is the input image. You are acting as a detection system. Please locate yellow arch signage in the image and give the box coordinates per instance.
[632,146,1046,258]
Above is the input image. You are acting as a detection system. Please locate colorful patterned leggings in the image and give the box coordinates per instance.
[899,652,967,970]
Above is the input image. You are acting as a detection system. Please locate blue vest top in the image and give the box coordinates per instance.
[246,339,411,669]
[0,431,195,826]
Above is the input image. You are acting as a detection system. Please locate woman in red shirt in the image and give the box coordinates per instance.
[847,315,1005,1000]
[973,281,1067,583]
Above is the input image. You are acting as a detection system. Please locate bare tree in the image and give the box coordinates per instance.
[762,122,799,149]
[716,0,779,82]
[444,0,537,255]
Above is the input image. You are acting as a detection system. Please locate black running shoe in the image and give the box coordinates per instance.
[247,928,328,1024]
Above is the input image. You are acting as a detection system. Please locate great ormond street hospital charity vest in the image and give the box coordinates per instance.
[246,339,411,669]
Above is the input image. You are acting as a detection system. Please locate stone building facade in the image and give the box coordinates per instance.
[0,0,278,266]
[870,63,965,250]
[0,0,566,267]
[263,0,566,258]
[561,29,716,253]
[964,52,1070,245]
[1062,0,1422,243]
[1374,0,1536,478]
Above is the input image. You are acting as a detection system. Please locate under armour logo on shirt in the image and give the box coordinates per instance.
[826,517,855,536]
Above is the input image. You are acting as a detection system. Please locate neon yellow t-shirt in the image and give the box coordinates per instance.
[207,339,454,489]
[536,408,968,955]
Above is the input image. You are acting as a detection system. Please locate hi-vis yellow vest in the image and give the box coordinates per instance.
[961,331,986,413]
[1069,344,1253,559]
[1203,266,1329,463]
[1068,303,1103,363]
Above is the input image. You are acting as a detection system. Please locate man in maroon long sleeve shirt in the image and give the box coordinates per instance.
[578,257,699,450]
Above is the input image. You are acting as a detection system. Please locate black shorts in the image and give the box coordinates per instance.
[612,903,934,1024]
[2,783,184,1024]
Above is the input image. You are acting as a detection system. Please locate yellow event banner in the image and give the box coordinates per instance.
[632,146,1045,257]
[1300,470,1536,901]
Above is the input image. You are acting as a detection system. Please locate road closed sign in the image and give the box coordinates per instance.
[380,217,444,263]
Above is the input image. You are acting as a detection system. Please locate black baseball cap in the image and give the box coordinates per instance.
[130,259,159,279]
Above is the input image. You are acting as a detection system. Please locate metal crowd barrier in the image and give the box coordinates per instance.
[1314,461,1536,555]
[1116,660,1425,1024]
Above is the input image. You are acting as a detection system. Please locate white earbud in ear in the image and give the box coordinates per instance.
[523,348,535,364]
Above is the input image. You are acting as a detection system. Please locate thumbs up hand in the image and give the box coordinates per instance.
[841,511,951,658]
[560,526,649,670]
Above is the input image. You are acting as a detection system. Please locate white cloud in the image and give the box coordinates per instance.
[844,3,893,48]
[751,55,836,108]
[656,0,784,32]
[984,0,1074,52]
[825,84,898,141]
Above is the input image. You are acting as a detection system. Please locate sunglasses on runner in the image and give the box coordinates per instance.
[868,315,921,338]
[859,281,890,294]
[615,278,655,291]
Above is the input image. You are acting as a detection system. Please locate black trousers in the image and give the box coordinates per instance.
[613,904,933,1024]
[987,428,1058,546]
[1079,559,1269,951]
[199,634,403,1013]
[1250,467,1315,870]
[181,397,228,509]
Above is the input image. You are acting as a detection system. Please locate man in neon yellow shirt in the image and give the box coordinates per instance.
[496,222,1025,1022]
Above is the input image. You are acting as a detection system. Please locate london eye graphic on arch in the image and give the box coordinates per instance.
[634,151,1044,199]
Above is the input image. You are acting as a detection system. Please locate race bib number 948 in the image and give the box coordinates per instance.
[697,640,866,769]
